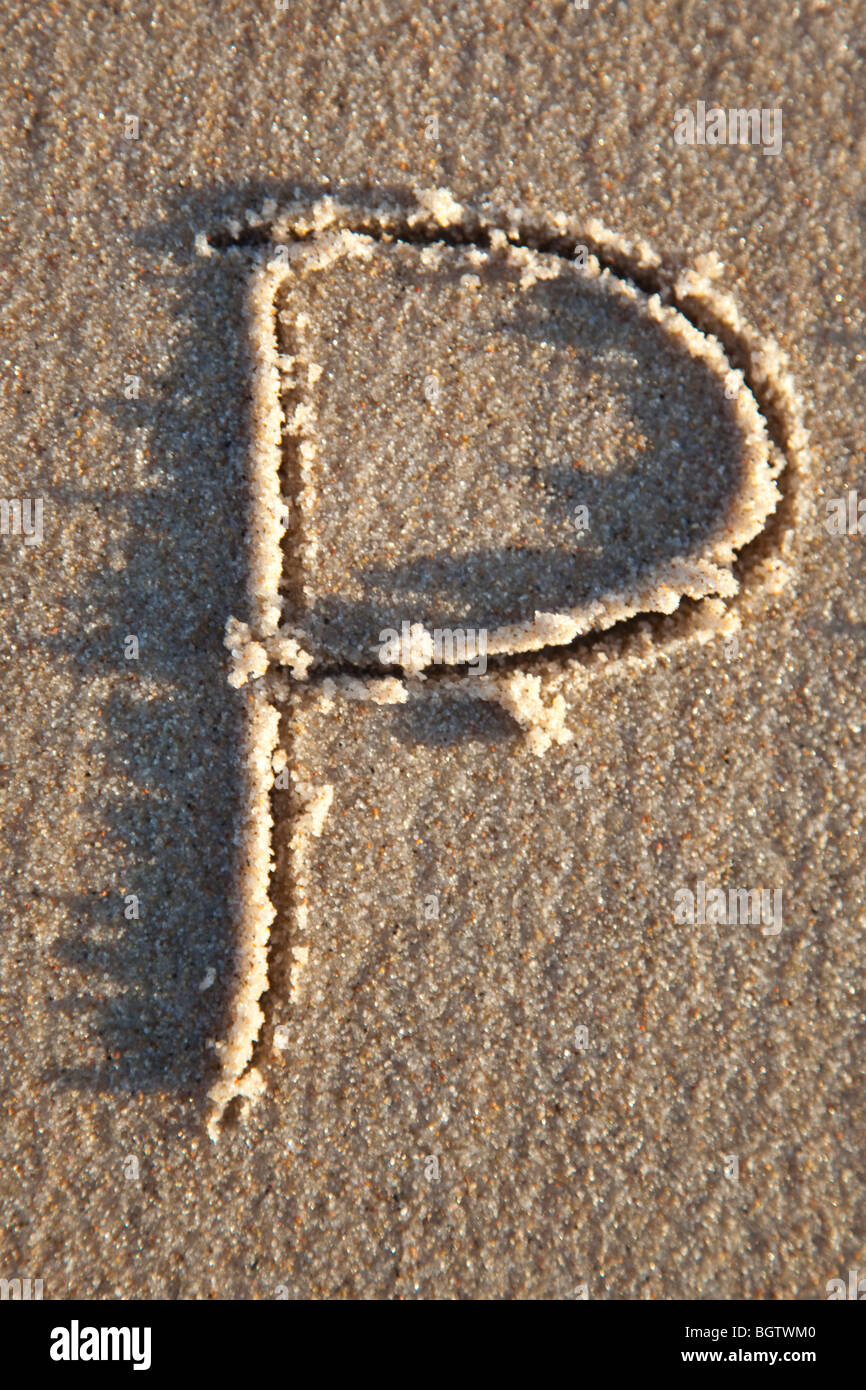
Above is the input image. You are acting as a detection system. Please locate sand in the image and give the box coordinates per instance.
[1,0,864,1299]
[207,189,802,1128]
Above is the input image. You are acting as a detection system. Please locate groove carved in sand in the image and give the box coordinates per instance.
[203,189,810,1137]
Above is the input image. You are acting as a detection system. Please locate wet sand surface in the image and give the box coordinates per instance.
[1,1,864,1298]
